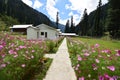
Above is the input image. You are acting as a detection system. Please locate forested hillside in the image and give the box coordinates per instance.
[75,0,120,39]
[0,0,53,31]
[76,3,108,36]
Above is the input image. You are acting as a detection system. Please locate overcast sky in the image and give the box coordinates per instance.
[22,0,108,25]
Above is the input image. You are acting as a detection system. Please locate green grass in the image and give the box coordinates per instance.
[73,37,120,51]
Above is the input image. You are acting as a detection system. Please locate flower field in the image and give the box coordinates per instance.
[0,32,62,80]
[67,37,120,80]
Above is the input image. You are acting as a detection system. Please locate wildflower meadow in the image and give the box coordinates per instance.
[67,37,120,80]
[0,32,62,80]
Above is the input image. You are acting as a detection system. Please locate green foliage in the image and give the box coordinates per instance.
[91,0,104,37]
[70,16,75,33]
[46,40,56,53]
[106,0,120,39]
[0,18,6,31]
[0,14,19,31]
[77,9,88,36]
[34,58,52,80]
[46,37,64,53]
[65,20,70,33]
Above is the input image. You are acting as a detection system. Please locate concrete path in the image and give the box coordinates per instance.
[44,38,76,80]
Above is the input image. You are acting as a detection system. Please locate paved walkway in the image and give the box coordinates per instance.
[44,38,76,80]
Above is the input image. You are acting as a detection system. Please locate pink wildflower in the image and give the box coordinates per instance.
[92,63,98,70]
[95,59,100,63]
[107,66,115,71]
[16,48,19,51]
[79,77,84,80]
[94,43,100,48]
[26,51,28,54]
[32,50,35,53]
[84,52,90,56]
[104,73,110,79]
[31,55,34,59]
[99,75,104,80]
[8,50,14,54]
[118,50,120,54]
[0,64,6,68]
[19,45,26,49]
[1,54,6,58]
[116,50,120,56]
[14,55,18,58]
[77,64,80,67]
[75,67,78,70]
[0,45,3,50]
[77,55,82,61]
[102,49,111,54]
[1,41,6,46]
[105,49,111,53]
[21,64,26,67]
[109,78,114,80]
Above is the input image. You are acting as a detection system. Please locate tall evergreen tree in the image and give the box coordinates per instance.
[56,11,59,29]
[92,0,103,37]
[70,16,75,33]
[78,8,88,36]
[106,0,120,39]
[65,20,70,33]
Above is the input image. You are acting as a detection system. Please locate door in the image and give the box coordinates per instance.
[45,32,47,38]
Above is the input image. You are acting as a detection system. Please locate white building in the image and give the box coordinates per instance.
[10,25,32,33]
[27,24,61,40]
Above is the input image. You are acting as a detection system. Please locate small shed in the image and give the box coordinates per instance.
[27,24,61,40]
[10,25,32,33]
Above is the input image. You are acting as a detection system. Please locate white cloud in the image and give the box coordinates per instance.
[22,0,33,7]
[33,0,43,9]
[59,19,68,25]
[65,4,71,9]
[73,14,80,25]
[68,12,74,16]
[46,0,59,21]
[68,0,108,14]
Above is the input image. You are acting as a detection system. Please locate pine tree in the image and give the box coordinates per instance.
[106,0,120,39]
[70,16,75,33]
[56,11,59,29]
[92,0,103,37]
[65,20,70,33]
[78,8,88,36]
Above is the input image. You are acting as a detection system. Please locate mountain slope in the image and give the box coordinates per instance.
[76,3,108,35]
[0,0,51,26]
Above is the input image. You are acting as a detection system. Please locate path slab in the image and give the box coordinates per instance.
[43,38,76,80]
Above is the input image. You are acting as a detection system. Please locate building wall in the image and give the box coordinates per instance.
[27,27,38,39]
[38,25,58,40]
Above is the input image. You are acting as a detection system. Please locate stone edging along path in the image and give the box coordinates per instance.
[44,38,77,80]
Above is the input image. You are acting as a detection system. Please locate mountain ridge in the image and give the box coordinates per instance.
[0,0,52,26]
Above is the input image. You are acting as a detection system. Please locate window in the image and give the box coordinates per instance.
[41,32,44,35]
